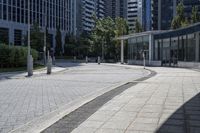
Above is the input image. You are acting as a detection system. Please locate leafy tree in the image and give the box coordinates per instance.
[90,17,129,60]
[64,33,77,56]
[177,2,185,22]
[171,16,180,29]
[29,22,44,52]
[135,19,143,33]
[114,17,129,60]
[191,6,199,23]
[91,17,116,59]
[55,25,62,56]
[171,1,188,29]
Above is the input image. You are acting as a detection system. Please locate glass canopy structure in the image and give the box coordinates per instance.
[118,23,200,68]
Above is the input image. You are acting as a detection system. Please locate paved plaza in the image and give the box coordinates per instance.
[43,65,200,133]
[0,63,149,133]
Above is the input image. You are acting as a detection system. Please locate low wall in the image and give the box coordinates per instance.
[128,60,200,68]
[127,60,161,66]
[178,61,200,68]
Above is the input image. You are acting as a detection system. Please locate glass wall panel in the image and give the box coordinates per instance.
[171,37,178,64]
[183,35,187,61]
[128,35,149,61]
[178,36,184,61]
[143,36,149,60]
[162,38,170,64]
[154,39,161,61]
[187,34,195,61]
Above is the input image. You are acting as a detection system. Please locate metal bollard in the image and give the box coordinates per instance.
[47,52,52,74]
[53,56,56,65]
[74,56,76,62]
[98,56,101,65]
[27,55,33,76]
[86,56,88,64]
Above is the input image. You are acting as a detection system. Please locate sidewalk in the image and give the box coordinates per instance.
[73,66,200,133]
[45,65,200,133]
[0,65,67,80]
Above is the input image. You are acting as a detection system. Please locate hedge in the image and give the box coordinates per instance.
[0,44,38,68]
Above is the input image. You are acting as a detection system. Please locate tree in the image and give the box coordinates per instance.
[171,1,187,29]
[191,6,199,23]
[29,22,44,52]
[135,19,143,33]
[55,25,62,56]
[115,17,128,37]
[90,17,129,60]
[114,17,129,60]
[171,16,180,29]
[91,17,116,59]
[64,33,77,56]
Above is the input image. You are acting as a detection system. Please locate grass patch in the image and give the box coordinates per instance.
[0,64,45,73]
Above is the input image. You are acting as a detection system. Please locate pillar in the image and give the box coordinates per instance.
[9,28,14,45]
[121,39,124,64]
[195,32,199,62]
[149,34,154,65]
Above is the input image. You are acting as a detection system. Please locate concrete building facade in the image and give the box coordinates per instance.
[81,0,105,33]
[0,0,77,47]
[105,0,127,19]
[152,0,200,30]
[127,0,144,32]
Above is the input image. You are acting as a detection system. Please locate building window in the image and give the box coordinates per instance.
[0,28,9,44]
[14,29,22,46]
[3,4,7,20]
[0,4,2,19]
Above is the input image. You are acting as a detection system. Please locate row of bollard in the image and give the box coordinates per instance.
[85,56,101,65]
[28,55,100,77]
[28,52,53,77]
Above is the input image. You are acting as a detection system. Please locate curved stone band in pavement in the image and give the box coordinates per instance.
[68,66,200,133]
[42,69,156,133]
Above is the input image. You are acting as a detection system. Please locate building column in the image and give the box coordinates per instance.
[158,0,162,30]
[9,28,14,45]
[121,39,124,64]
[149,34,154,65]
[195,32,199,62]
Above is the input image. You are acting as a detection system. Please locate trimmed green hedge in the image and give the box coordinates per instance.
[0,44,38,68]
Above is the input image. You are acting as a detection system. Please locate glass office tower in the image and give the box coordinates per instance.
[152,0,200,30]
[0,0,77,46]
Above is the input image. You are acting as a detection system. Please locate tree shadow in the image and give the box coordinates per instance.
[156,93,200,133]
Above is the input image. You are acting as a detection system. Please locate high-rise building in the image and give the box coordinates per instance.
[105,0,127,19]
[127,0,144,32]
[152,0,200,30]
[81,0,105,33]
[0,0,77,47]
[144,0,152,31]
[152,0,176,30]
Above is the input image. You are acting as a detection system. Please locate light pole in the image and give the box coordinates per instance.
[142,50,149,69]
[43,0,47,65]
[102,39,104,61]
[27,0,33,76]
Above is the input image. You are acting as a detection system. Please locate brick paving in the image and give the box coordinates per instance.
[0,63,148,133]
[67,66,200,133]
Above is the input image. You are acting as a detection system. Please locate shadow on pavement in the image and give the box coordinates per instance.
[156,93,200,133]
